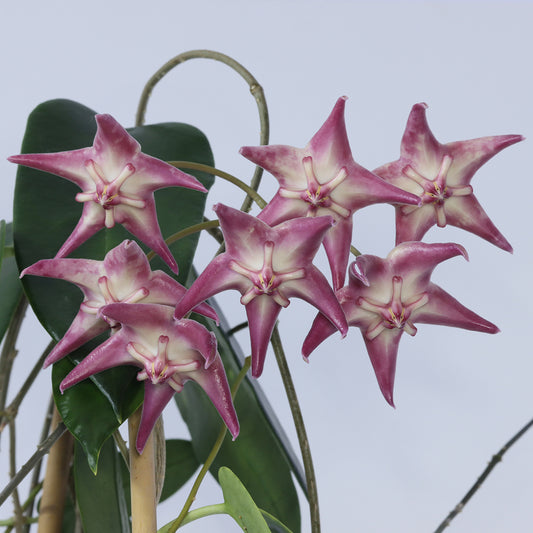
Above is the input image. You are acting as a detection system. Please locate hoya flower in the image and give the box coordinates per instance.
[21,239,217,367]
[174,203,348,378]
[9,114,207,273]
[60,302,238,452]
[302,241,499,406]
[373,102,523,252]
[240,96,420,290]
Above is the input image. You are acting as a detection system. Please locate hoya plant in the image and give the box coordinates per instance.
[0,50,526,533]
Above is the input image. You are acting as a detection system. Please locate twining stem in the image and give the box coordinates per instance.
[166,356,251,532]
[37,407,73,533]
[135,49,269,214]
[434,415,533,533]
[178,503,227,526]
[146,219,220,263]
[129,407,157,533]
[169,161,267,209]
[270,325,320,533]
[350,244,361,257]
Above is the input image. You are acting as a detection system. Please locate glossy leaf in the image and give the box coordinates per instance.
[52,349,137,473]
[176,295,302,533]
[61,490,77,533]
[219,466,271,532]
[261,510,294,533]
[0,223,23,344]
[160,439,200,502]
[74,437,130,533]
[13,99,213,467]
[0,220,5,270]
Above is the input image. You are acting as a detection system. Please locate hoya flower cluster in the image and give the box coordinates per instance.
[10,96,522,450]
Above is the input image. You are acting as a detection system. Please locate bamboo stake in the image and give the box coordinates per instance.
[128,407,157,533]
[37,407,73,533]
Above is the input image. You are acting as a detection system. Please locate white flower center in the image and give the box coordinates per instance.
[127,335,201,391]
[279,156,351,218]
[229,241,305,307]
[75,159,147,228]
[400,155,473,227]
[357,276,429,340]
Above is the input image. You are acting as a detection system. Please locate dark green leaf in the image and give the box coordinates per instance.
[74,437,130,533]
[0,220,5,269]
[176,296,301,533]
[160,439,200,502]
[61,489,77,533]
[52,350,135,473]
[0,223,23,344]
[219,467,270,532]
[13,99,213,468]
[261,510,294,533]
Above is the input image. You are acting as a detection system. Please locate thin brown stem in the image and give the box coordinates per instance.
[0,340,54,433]
[433,416,533,532]
[0,423,66,507]
[37,407,73,533]
[0,296,28,416]
[135,49,269,214]
[270,325,320,533]
[4,483,42,532]
[8,419,24,533]
[23,397,54,533]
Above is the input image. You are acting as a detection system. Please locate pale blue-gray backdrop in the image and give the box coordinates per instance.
[1,1,532,531]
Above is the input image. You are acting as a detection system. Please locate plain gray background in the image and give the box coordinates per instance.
[1,1,532,532]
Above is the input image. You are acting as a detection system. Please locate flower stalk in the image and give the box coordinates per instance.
[134,49,269,214]
[271,325,320,533]
[169,161,267,209]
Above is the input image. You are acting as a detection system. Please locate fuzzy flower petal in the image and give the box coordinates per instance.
[373,103,523,252]
[175,203,348,378]
[60,302,238,453]
[240,97,420,289]
[303,241,499,406]
[9,114,207,272]
[21,240,217,367]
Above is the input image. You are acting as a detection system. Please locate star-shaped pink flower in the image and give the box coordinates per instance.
[373,102,523,252]
[240,97,420,290]
[9,114,207,272]
[302,241,499,406]
[21,239,217,367]
[174,203,348,378]
[60,302,238,453]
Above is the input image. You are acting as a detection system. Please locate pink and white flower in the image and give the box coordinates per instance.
[60,302,238,453]
[174,203,348,378]
[373,103,523,251]
[9,114,207,272]
[240,97,420,290]
[303,241,499,406]
[21,240,217,367]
